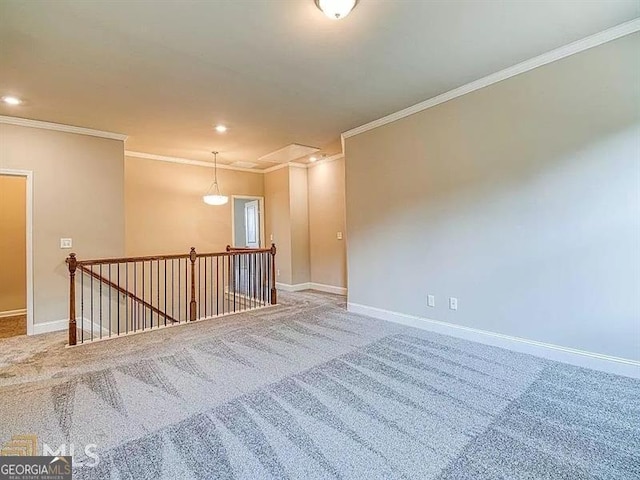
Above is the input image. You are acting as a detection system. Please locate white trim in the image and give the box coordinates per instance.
[347,302,640,379]
[126,150,335,174]
[308,153,344,168]
[32,318,112,337]
[276,282,347,295]
[309,282,347,295]
[276,282,311,292]
[342,18,640,139]
[0,309,27,319]
[262,162,308,174]
[0,169,34,336]
[125,151,262,173]
[66,305,275,347]
[231,195,266,248]
[32,319,67,335]
[0,115,127,141]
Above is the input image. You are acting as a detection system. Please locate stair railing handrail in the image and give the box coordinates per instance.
[66,245,277,346]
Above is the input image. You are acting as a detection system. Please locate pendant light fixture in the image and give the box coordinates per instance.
[314,0,358,20]
[203,151,229,205]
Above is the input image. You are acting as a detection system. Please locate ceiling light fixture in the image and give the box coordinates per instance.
[309,156,317,162]
[2,96,22,105]
[203,151,229,206]
[314,0,358,20]
[215,125,227,133]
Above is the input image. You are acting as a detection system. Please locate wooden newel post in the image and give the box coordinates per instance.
[189,247,197,321]
[270,243,277,304]
[66,253,78,346]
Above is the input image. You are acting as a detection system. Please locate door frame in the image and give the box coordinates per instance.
[230,195,265,248]
[0,169,34,335]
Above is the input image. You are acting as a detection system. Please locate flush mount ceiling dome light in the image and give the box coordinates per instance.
[314,0,359,20]
[203,151,229,206]
[2,96,22,105]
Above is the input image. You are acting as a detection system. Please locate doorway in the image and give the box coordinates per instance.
[0,172,30,338]
[231,196,265,248]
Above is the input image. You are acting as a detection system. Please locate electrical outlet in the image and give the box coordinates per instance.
[449,297,458,311]
[60,238,73,249]
[427,295,435,307]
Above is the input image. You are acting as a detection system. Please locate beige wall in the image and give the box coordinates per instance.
[0,124,125,325]
[264,167,292,284]
[0,175,27,312]
[125,156,264,256]
[345,33,640,360]
[308,157,346,288]
[289,167,310,285]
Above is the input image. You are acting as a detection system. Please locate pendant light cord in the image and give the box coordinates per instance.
[213,151,219,185]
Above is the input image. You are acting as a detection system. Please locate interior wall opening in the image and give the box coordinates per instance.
[232,196,265,248]
[0,174,27,338]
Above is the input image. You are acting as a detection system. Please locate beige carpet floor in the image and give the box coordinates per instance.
[0,291,637,479]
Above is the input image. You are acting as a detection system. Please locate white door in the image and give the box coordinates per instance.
[244,200,260,248]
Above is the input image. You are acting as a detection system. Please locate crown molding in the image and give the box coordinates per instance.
[342,18,640,140]
[308,153,344,168]
[0,115,128,141]
[262,162,308,174]
[125,151,263,173]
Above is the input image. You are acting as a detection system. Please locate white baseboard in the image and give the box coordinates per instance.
[276,282,347,295]
[309,283,347,295]
[32,319,67,335]
[347,302,640,379]
[276,282,309,292]
[0,309,27,319]
[31,318,111,337]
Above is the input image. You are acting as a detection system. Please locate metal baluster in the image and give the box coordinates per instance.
[125,262,129,335]
[81,268,84,343]
[117,263,120,336]
[133,262,137,332]
[157,259,160,328]
[99,264,103,339]
[90,265,94,341]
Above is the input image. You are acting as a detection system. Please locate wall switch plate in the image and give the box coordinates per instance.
[337,231,343,240]
[449,297,458,310]
[427,295,435,307]
[270,234,274,241]
[60,238,73,249]
[277,269,280,277]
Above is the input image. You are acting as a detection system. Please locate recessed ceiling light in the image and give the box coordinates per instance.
[2,96,22,105]
[309,156,317,162]
[215,125,227,133]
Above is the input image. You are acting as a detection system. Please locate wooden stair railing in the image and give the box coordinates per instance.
[66,245,277,346]
[77,264,179,324]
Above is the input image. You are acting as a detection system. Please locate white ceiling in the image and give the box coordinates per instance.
[1,0,638,168]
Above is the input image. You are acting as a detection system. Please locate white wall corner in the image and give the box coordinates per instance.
[347,302,640,379]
